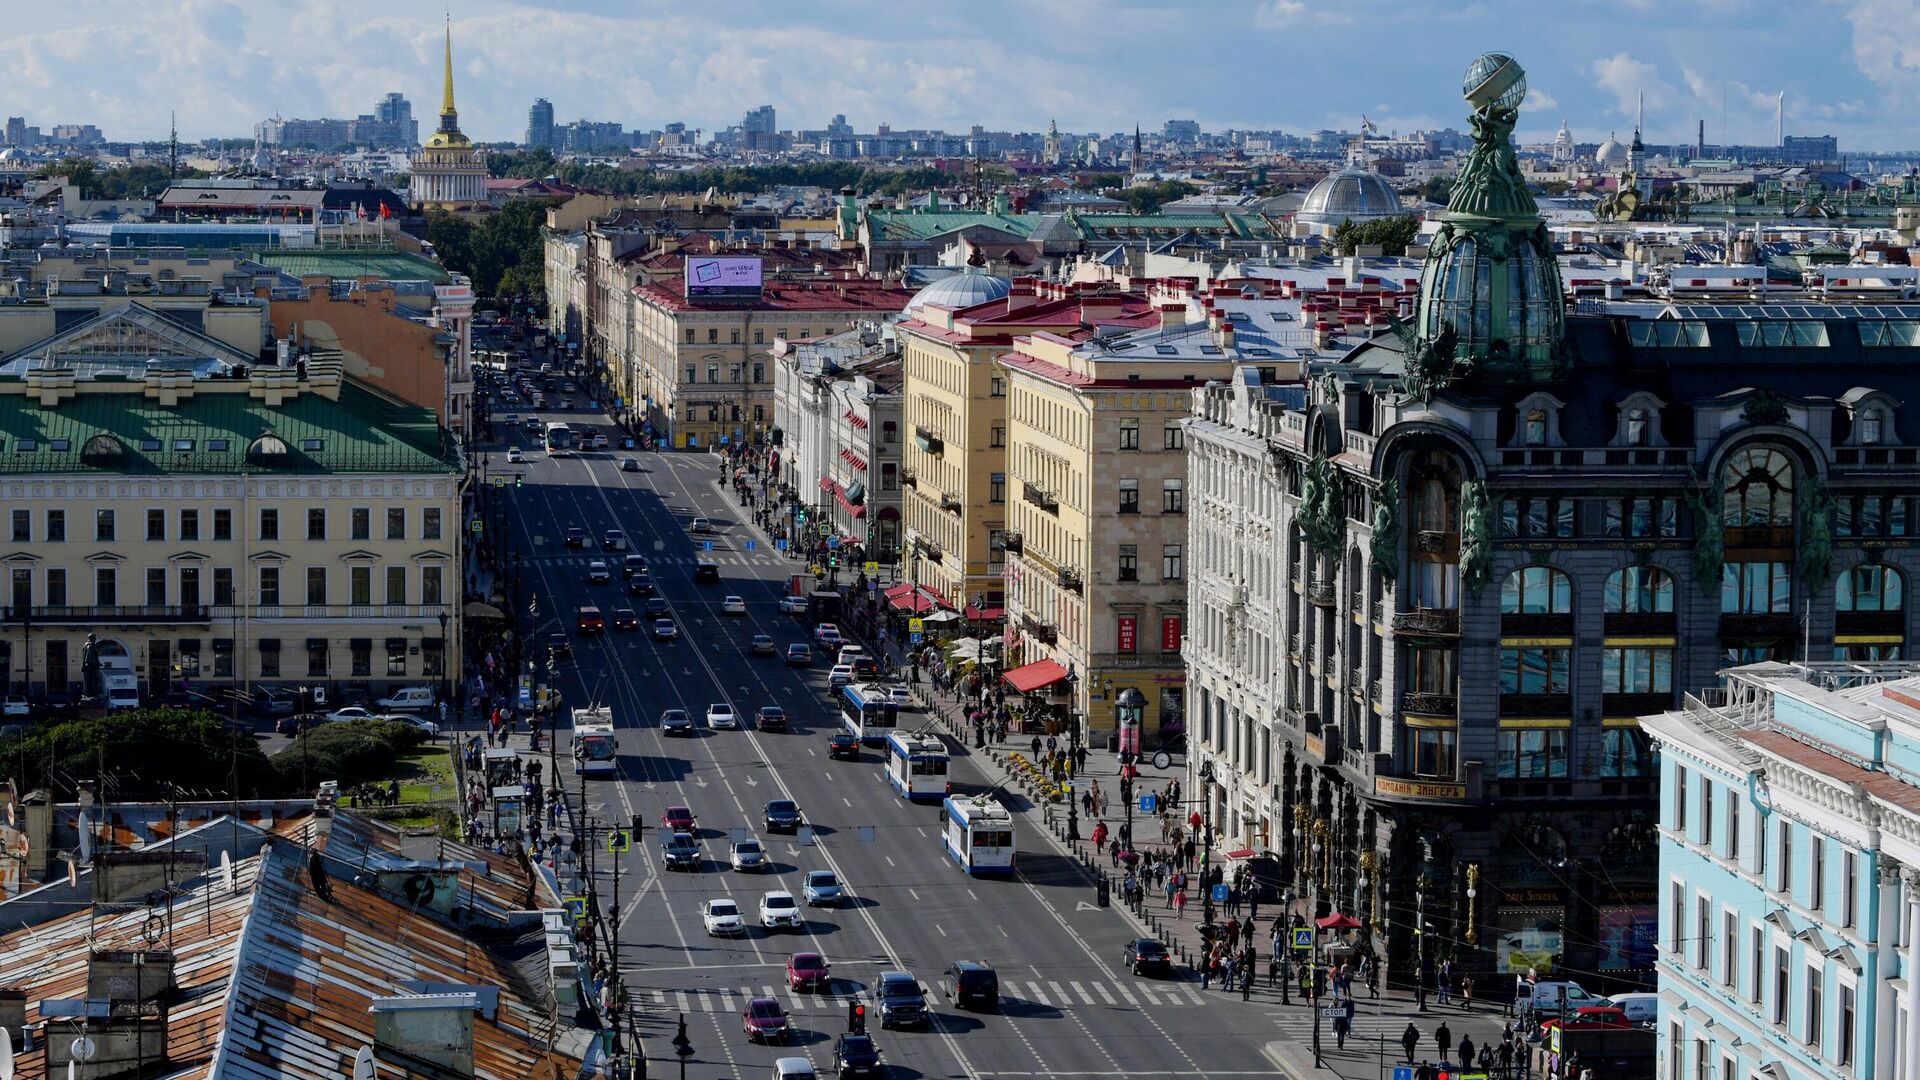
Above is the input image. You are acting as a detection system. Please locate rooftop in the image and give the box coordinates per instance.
[251,248,450,285]
[633,276,913,314]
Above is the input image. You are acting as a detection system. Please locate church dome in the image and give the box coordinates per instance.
[1596,133,1628,169]
[1297,166,1404,226]
[906,268,1011,316]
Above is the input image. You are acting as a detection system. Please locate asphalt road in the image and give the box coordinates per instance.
[484,389,1283,1079]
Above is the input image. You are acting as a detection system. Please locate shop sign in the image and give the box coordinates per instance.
[1117,616,1137,654]
[1373,777,1466,799]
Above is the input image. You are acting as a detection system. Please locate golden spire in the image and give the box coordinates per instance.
[440,15,456,119]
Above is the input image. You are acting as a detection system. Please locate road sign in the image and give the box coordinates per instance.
[564,896,588,924]
[908,618,925,633]
[1138,794,1158,813]
[1291,928,1314,951]
[745,540,757,551]
[909,632,922,645]
[470,518,483,535]
[1210,883,1231,903]
[1394,1069,1415,1080]
[1550,1026,1562,1054]
[607,830,631,853]
[864,561,879,574]
[827,536,841,549]
[776,539,788,551]
[818,522,832,537]
[492,476,507,487]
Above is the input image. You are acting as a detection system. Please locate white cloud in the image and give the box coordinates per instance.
[1254,0,1350,29]
[1589,52,1673,118]
[1847,0,1920,101]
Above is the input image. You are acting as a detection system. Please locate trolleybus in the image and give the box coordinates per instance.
[571,704,617,777]
[839,684,899,745]
[545,421,575,455]
[883,730,950,802]
[942,794,1015,876]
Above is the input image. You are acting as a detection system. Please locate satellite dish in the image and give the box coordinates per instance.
[0,1025,15,1080]
[70,1035,96,1061]
[352,1045,376,1080]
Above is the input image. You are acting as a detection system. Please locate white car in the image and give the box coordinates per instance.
[828,664,855,688]
[707,703,738,730]
[730,838,768,872]
[389,713,442,737]
[760,890,803,930]
[777,595,809,615]
[836,646,865,665]
[1,696,28,718]
[703,898,746,936]
[505,447,523,463]
[886,685,913,707]
[325,706,376,723]
[721,595,747,616]
[691,517,712,533]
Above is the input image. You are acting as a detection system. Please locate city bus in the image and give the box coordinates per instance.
[571,704,617,777]
[545,421,575,456]
[839,684,899,746]
[942,794,1015,876]
[883,730,950,803]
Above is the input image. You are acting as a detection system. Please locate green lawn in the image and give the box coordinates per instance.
[389,742,459,831]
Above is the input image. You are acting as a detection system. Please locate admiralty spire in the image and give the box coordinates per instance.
[409,19,487,208]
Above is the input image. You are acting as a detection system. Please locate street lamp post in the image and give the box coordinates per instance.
[1309,825,1323,1069]
[1116,688,1146,855]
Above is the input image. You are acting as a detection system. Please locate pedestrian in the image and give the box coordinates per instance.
[1241,962,1254,1001]
[1334,996,1354,1049]
[1249,891,1260,921]
[1459,1036,1474,1067]
[1435,1022,1451,1063]
[1164,878,1177,908]
[1242,917,1256,951]
[1268,954,1281,988]
[1200,953,1212,990]
[1437,957,1452,1007]
[1400,1023,1420,1064]
[1174,889,1188,919]
[1462,973,1475,1011]
[1498,1039,1515,1077]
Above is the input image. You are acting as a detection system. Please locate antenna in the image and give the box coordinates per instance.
[1777,91,1785,149]
[168,112,178,182]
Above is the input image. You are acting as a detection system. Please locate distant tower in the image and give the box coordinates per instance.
[1776,91,1784,148]
[1132,124,1142,171]
[1044,119,1061,167]
[410,17,488,208]
[1552,118,1573,165]
[528,98,555,149]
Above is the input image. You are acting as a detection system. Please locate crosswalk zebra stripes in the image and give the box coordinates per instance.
[639,977,1210,1014]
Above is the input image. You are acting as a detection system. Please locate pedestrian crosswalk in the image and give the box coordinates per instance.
[536,553,763,568]
[639,976,1211,1014]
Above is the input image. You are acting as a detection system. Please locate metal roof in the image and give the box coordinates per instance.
[252,249,450,285]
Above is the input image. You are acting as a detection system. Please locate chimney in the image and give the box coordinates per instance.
[1006,279,1037,313]
[0,988,24,1044]
[87,949,177,1003]
[21,790,51,879]
[1158,302,1187,331]
[372,994,478,1079]
[1217,319,1236,351]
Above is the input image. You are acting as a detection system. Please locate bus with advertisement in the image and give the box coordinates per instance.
[571,705,617,777]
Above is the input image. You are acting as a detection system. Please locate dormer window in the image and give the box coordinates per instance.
[1861,409,1884,445]
[1524,409,1547,446]
[1609,391,1668,448]
[1508,392,1568,449]
[1840,389,1900,448]
[1625,408,1648,446]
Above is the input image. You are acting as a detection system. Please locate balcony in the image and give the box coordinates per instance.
[1402,691,1457,716]
[1,604,212,626]
[1306,725,1343,765]
[1392,608,1460,637]
[1306,580,1336,607]
[1602,613,1677,636]
[1022,482,1059,512]
[1498,693,1573,717]
[1002,530,1023,555]
[900,466,917,489]
[1020,613,1057,645]
[1602,692,1675,717]
[1720,613,1795,639]
[1058,566,1084,594]
[912,426,944,454]
[940,495,963,515]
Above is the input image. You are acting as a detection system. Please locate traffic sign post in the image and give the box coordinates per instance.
[1291,928,1314,951]
[1138,794,1158,813]
[1210,883,1231,904]
[908,618,925,634]
[864,561,879,574]
[909,632,922,645]
[827,536,841,549]
[607,829,631,854]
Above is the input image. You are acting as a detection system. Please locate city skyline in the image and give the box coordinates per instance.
[2,1,1914,150]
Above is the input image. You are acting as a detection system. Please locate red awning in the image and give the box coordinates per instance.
[964,605,1005,621]
[1316,912,1363,930]
[836,489,867,518]
[840,448,868,471]
[1003,658,1069,694]
[843,409,868,429]
[818,476,835,492]
[883,582,915,600]
[888,585,950,614]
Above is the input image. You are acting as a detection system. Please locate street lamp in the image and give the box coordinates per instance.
[1309,824,1323,1068]
[1116,688,1146,853]
[672,1012,693,1080]
[437,609,451,720]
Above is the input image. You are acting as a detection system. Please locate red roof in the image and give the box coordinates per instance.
[632,277,914,314]
[1004,658,1069,694]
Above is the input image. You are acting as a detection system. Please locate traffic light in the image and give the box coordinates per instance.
[515,474,523,488]
[848,1000,866,1034]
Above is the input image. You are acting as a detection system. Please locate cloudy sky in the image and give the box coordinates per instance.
[6,0,1915,150]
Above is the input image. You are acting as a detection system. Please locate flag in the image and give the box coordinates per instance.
[379,202,392,220]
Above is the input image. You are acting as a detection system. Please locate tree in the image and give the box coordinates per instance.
[1331,215,1421,256]
[1122,180,1198,214]
[1419,177,1454,205]
[0,708,278,799]
[1076,172,1124,192]
[427,199,554,306]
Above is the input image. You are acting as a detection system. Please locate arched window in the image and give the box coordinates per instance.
[1604,566,1674,614]
[246,433,291,466]
[1415,476,1455,533]
[1860,408,1885,445]
[1500,566,1573,615]
[1720,447,1795,527]
[1524,409,1547,446]
[1836,564,1904,612]
[1625,408,1649,446]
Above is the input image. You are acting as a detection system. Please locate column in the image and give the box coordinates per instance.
[1907,870,1920,1080]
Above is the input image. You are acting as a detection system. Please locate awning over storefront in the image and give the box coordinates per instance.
[836,489,866,518]
[843,409,868,430]
[818,476,834,492]
[883,583,915,600]
[887,584,950,614]
[840,448,868,471]
[1003,658,1069,694]
[963,605,1006,621]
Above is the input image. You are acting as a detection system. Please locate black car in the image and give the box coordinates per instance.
[644,597,671,617]
[612,608,640,631]
[622,555,649,579]
[660,709,693,736]
[627,574,656,597]
[662,831,701,871]
[694,560,721,582]
[763,799,804,833]
[1122,938,1172,976]
[563,527,587,548]
[828,731,860,760]
[831,1033,882,1078]
[545,632,571,658]
[756,706,787,732]
[944,961,999,1011]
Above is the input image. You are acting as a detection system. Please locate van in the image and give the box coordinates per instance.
[104,679,141,711]
[1523,979,1602,1018]
[770,1057,816,1080]
[1606,991,1658,1026]
[375,687,436,712]
[943,960,999,1011]
[837,645,865,666]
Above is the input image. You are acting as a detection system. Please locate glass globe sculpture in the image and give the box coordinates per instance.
[1462,52,1526,113]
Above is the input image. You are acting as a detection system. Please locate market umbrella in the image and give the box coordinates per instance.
[1316,912,1363,930]
[923,609,964,627]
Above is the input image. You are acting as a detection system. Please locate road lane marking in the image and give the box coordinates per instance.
[935,923,947,937]
[1046,981,1070,1005]
[1112,981,1141,1005]
[907,888,919,900]
[1091,982,1118,1005]
[1071,981,1097,1005]
[884,855,895,867]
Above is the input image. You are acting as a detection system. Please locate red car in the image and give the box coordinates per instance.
[661,805,696,831]
[741,996,791,1043]
[787,951,831,992]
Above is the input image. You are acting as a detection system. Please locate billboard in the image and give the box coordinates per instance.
[685,256,764,298]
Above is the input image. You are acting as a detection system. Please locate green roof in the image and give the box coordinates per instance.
[867,210,1040,241]
[0,380,459,475]
[1067,212,1277,240]
[251,248,451,285]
